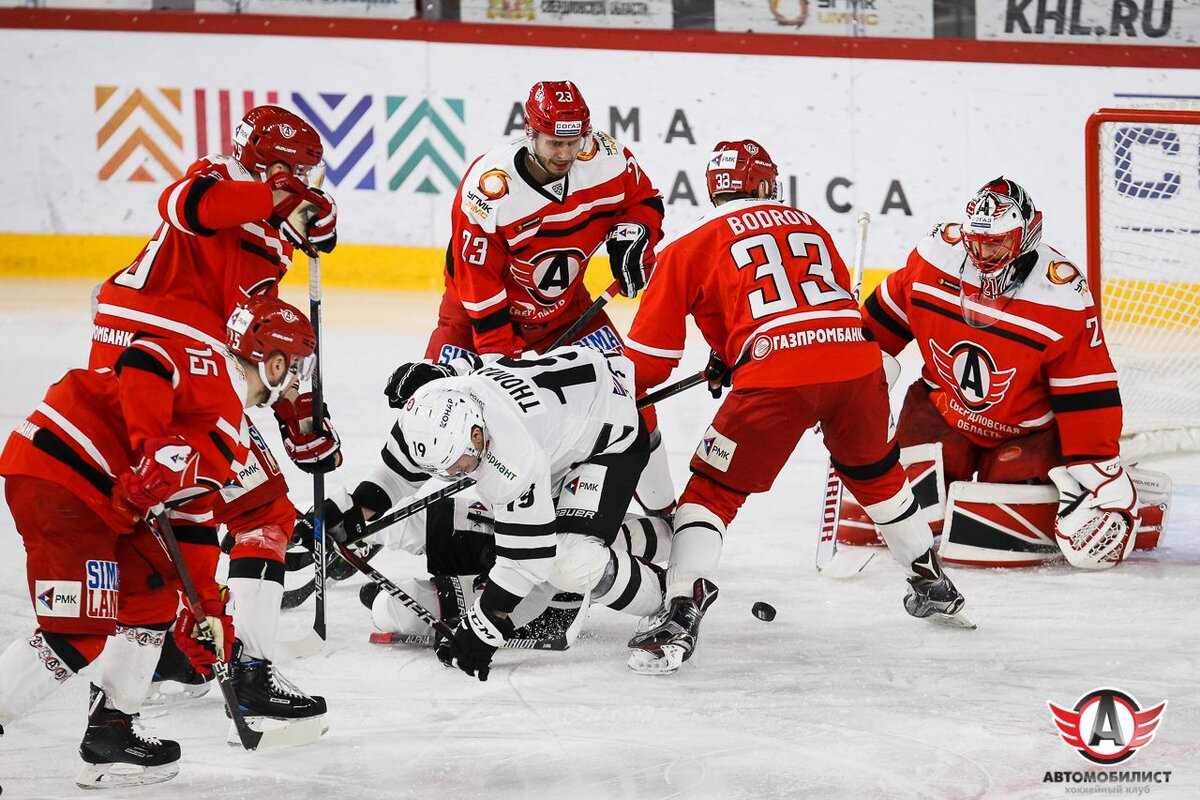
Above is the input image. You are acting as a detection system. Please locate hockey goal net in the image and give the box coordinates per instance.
[1085,105,1200,458]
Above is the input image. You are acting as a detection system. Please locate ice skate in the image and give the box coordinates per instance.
[627,578,718,675]
[227,657,328,746]
[76,686,180,789]
[904,548,975,630]
[141,633,213,716]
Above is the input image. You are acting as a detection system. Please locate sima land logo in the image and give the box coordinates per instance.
[1048,688,1166,765]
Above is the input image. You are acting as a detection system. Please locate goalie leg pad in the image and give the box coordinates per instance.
[939,481,1060,567]
[1129,466,1172,550]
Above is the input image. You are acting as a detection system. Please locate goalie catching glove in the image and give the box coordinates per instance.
[606,221,654,297]
[1047,458,1138,570]
[436,598,514,682]
[273,392,342,474]
[267,172,337,257]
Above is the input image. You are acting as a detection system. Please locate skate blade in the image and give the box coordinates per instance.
[627,644,685,676]
[227,714,329,749]
[924,610,977,630]
[369,631,435,646]
[817,548,876,579]
[75,761,179,789]
[141,681,213,717]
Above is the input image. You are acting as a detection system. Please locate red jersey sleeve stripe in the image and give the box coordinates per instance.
[864,291,911,342]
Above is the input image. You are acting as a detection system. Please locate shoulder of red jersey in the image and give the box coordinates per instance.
[1014,244,1094,314]
[184,153,256,183]
[660,199,816,254]
[457,134,651,234]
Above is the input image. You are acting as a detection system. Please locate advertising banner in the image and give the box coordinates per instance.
[194,0,418,17]
[460,0,672,28]
[978,0,1200,46]
[714,0,935,38]
[2,27,1197,270]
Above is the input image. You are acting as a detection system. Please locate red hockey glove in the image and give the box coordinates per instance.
[267,172,337,257]
[173,598,234,676]
[273,392,343,474]
[113,436,197,517]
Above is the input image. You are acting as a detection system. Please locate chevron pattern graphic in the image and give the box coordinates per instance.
[384,96,466,195]
[194,88,281,160]
[95,87,185,183]
[292,92,376,190]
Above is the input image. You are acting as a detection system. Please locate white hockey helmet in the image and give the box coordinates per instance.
[962,176,1043,299]
[399,386,486,477]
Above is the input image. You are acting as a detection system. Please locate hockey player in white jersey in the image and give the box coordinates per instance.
[330,347,668,680]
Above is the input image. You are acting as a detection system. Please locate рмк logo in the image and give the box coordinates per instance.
[1048,688,1166,764]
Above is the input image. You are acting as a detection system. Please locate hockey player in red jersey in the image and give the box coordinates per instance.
[89,105,337,728]
[622,140,971,675]
[0,297,315,788]
[420,79,676,517]
[427,80,664,363]
[862,177,1139,570]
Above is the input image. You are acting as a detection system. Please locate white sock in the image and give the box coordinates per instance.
[94,626,164,714]
[635,431,677,514]
[665,503,725,601]
[228,575,284,662]
[863,484,934,572]
[0,633,75,725]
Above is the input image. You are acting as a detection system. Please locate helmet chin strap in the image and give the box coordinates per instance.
[257,362,289,407]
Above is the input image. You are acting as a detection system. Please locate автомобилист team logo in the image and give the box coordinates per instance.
[1041,688,1174,793]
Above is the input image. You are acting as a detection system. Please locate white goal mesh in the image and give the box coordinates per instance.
[1086,105,1200,458]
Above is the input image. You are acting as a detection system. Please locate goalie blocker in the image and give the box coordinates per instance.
[832,444,1170,568]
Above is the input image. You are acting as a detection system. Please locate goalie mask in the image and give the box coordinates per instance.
[233,105,323,183]
[962,177,1042,300]
[400,387,487,478]
[706,140,779,204]
[226,296,317,407]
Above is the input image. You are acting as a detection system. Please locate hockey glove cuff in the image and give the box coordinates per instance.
[606,221,653,298]
[274,392,343,474]
[703,350,733,399]
[436,598,514,682]
[383,362,455,409]
[173,597,234,677]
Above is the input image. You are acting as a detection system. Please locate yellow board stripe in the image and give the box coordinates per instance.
[0,231,895,301]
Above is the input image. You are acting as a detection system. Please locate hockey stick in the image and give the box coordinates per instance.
[150,508,261,751]
[637,372,706,409]
[815,212,877,579]
[546,279,621,352]
[332,538,456,639]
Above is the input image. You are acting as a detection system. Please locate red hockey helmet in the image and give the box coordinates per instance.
[524,81,591,139]
[226,296,317,405]
[232,105,323,181]
[962,177,1043,298]
[706,140,779,202]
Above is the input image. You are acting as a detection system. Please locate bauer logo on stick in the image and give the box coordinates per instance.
[1048,688,1166,765]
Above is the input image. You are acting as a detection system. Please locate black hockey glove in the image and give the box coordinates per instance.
[436,599,514,682]
[293,496,367,549]
[606,221,653,298]
[383,362,454,409]
[704,350,733,399]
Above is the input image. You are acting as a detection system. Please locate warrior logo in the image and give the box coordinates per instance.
[1048,689,1167,765]
[929,339,1015,413]
[511,248,586,306]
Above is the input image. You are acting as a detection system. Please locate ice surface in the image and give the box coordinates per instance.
[0,281,1196,799]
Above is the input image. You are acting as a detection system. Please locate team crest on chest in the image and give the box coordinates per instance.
[929,339,1016,412]
[512,248,586,306]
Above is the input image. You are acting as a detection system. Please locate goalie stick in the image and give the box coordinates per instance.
[815,212,877,579]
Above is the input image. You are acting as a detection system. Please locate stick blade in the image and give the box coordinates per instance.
[276,628,325,659]
[817,548,877,579]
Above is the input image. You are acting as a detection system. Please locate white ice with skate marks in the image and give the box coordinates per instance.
[0,282,1197,799]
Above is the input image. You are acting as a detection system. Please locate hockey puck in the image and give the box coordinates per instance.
[751,601,776,622]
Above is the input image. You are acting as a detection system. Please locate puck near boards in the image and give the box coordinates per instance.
[751,601,776,622]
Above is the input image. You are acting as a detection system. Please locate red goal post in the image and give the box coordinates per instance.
[1084,105,1200,458]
